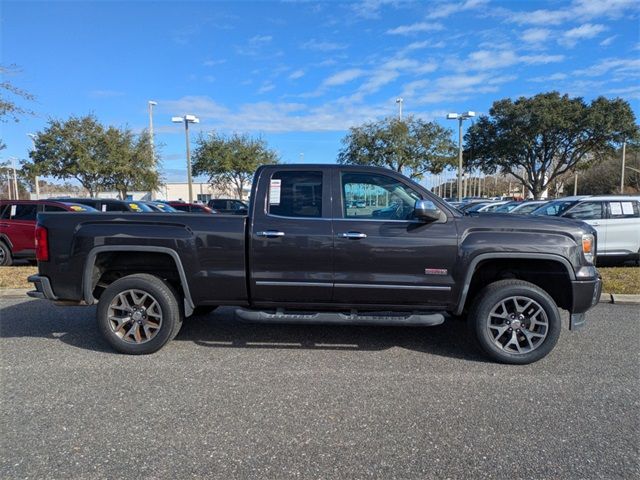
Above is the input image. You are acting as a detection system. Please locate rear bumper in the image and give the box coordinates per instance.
[569,276,602,330]
[27,275,57,300]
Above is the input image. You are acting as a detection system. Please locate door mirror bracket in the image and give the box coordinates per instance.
[414,200,442,222]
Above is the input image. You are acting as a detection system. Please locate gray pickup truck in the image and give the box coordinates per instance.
[29,164,602,363]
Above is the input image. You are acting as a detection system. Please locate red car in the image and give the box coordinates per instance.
[0,200,96,266]
[166,201,216,214]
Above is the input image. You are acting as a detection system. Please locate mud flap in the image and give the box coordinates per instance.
[569,313,586,331]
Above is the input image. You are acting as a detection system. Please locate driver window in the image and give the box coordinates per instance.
[341,172,422,220]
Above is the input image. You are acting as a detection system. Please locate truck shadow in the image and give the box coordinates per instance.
[0,301,487,362]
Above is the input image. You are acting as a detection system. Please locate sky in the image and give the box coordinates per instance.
[2,0,639,186]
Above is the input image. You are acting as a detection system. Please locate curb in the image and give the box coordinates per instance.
[0,288,31,298]
[599,293,640,305]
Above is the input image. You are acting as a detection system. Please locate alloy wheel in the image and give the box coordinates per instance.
[486,296,549,354]
[107,289,163,344]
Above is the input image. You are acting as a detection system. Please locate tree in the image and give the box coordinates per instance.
[577,144,640,195]
[1,64,36,149]
[103,128,161,199]
[464,92,639,199]
[192,133,279,200]
[26,115,110,197]
[337,115,456,179]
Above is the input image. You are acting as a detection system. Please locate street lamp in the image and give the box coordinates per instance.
[172,114,200,203]
[148,101,157,149]
[27,133,40,200]
[447,111,475,201]
[395,97,403,120]
[620,140,626,194]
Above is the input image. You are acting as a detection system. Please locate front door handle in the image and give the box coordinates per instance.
[256,230,285,238]
[339,231,367,239]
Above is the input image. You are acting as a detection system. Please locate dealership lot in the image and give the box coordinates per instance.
[1,298,638,479]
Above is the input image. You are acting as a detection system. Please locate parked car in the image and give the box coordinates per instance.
[476,201,511,212]
[167,201,216,213]
[49,197,155,213]
[458,201,491,212]
[140,201,179,213]
[508,200,549,214]
[29,164,601,364]
[561,196,640,264]
[207,198,248,214]
[530,196,588,217]
[0,200,97,265]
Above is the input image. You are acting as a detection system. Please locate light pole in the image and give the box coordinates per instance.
[446,111,475,201]
[27,133,40,199]
[148,101,157,199]
[395,97,403,120]
[172,114,200,203]
[620,140,626,194]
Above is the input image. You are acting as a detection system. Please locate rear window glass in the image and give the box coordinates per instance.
[44,204,67,212]
[609,201,639,218]
[11,204,38,221]
[268,171,323,218]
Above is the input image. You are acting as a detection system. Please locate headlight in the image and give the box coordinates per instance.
[582,233,595,264]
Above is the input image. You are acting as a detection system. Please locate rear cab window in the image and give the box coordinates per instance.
[268,171,323,218]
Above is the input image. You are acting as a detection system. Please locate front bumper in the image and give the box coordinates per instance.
[569,275,602,330]
[27,275,58,300]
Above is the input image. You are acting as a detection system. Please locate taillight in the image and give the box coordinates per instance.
[35,225,49,262]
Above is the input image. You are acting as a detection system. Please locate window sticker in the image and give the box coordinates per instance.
[621,202,634,215]
[10,205,16,217]
[269,179,281,205]
[610,202,622,215]
[70,205,85,211]
[129,203,142,211]
[101,205,107,212]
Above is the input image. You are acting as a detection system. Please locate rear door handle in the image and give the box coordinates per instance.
[256,230,285,238]
[339,231,367,239]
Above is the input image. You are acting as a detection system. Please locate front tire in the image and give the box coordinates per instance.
[97,274,183,354]
[469,279,561,364]
[0,241,13,266]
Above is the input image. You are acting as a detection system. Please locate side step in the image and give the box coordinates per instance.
[234,308,446,327]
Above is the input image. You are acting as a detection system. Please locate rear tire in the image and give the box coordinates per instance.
[0,241,13,266]
[97,273,183,354]
[468,279,561,364]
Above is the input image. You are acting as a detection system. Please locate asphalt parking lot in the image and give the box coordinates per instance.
[0,298,638,479]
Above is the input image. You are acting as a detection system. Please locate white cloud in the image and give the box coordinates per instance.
[350,0,400,20]
[599,35,617,46]
[249,35,272,44]
[559,23,606,47]
[455,50,564,72]
[322,69,366,87]
[573,58,640,78]
[258,82,275,94]
[425,0,488,19]
[203,59,226,67]
[386,22,444,36]
[521,28,551,44]
[288,69,305,80]
[530,73,568,82]
[88,90,125,98]
[503,0,637,26]
[300,39,347,51]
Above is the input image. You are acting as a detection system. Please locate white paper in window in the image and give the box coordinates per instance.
[10,205,16,217]
[621,202,634,215]
[269,179,281,205]
[102,205,107,212]
[610,202,622,215]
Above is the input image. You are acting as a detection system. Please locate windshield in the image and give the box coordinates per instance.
[127,202,154,213]
[514,202,546,214]
[531,200,578,216]
[151,202,178,212]
[494,201,519,213]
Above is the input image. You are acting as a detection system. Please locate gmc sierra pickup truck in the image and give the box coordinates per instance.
[28,165,602,364]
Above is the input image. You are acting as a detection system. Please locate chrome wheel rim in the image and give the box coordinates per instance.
[107,289,163,344]
[487,296,548,355]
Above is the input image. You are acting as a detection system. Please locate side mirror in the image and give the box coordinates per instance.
[414,199,441,222]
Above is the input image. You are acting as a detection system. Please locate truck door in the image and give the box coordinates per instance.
[331,169,458,307]
[249,168,333,304]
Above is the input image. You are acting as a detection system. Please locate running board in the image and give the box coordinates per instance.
[234,308,446,327]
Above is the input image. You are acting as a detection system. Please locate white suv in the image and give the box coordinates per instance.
[562,196,640,263]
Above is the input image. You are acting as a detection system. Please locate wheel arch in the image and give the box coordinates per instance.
[82,246,195,315]
[456,253,576,316]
